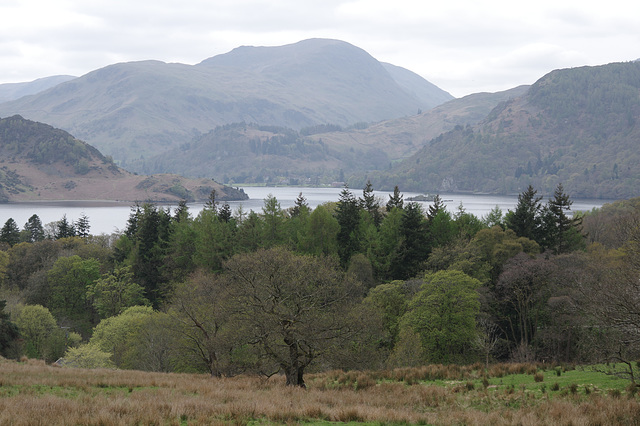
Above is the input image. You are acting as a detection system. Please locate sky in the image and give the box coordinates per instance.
[0,0,638,98]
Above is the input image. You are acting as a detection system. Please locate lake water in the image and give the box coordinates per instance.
[0,187,613,236]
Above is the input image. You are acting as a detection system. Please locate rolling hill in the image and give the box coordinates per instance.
[0,39,452,171]
[372,61,640,199]
[136,86,528,184]
[0,75,76,103]
[0,115,246,203]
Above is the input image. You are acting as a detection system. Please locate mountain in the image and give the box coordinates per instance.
[372,61,640,199]
[138,86,528,185]
[0,115,246,203]
[0,39,453,171]
[0,75,76,103]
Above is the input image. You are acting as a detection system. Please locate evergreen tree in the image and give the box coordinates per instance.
[386,185,404,212]
[0,218,21,246]
[427,194,445,221]
[23,214,45,243]
[392,202,429,280]
[360,180,382,227]
[74,213,91,239]
[204,189,218,214]
[173,200,190,223]
[290,192,309,218]
[335,186,362,266]
[540,183,583,254]
[506,185,543,242]
[55,214,76,239]
[218,203,232,223]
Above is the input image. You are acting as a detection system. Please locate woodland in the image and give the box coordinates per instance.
[0,183,639,389]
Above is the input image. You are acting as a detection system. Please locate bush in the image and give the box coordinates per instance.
[62,344,114,369]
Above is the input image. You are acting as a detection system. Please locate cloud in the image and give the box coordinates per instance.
[0,0,639,97]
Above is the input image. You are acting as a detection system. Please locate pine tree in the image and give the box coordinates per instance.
[427,194,445,221]
[540,183,583,254]
[335,186,362,266]
[218,203,232,223]
[23,214,45,242]
[360,181,382,227]
[506,185,543,242]
[290,192,309,218]
[55,214,76,239]
[0,218,21,246]
[386,185,404,212]
[75,213,91,239]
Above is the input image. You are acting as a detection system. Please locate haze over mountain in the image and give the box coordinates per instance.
[139,86,528,185]
[0,75,76,103]
[0,39,452,171]
[372,61,640,199]
[0,115,246,203]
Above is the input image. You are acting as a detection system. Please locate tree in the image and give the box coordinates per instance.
[386,185,404,212]
[224,247,362,387]
[0,218,21,246]
[86,265,149,318]
[0,300,19,357]
[427,194,445,221]
[391,202,429,280]
[261,194,285,247]
[15,304,78,362]
[290,192,310,218]
[400,270,481,363]
[299,205,339,257]
[89,305,155,369]
[46,255,101,335]
[168,270,244,377]
[74,214,91,239]
[335,186,362,266]
[506,185,543,242]
[493,253,554,359]
[360,181,382,227]
[62,344,115,369]
[55,214,76,239]
[23,214,45,243]
[539,183,584,254]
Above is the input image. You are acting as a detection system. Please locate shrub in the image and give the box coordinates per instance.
[534,372,544,382]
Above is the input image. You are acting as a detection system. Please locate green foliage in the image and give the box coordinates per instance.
[86,266,148,318]
[0,300,19,357]
[62,344,115,369]
[0,219,21,247]
[46,255,101,335]
[401,270,481,363]
[89,306,155,369]
[14,304,74,362]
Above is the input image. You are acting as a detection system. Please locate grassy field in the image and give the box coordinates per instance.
[1,358,640,425]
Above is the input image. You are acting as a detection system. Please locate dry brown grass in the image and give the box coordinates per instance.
[1,359,639,425]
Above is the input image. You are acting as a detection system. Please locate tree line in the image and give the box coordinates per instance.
[1,183,639,387]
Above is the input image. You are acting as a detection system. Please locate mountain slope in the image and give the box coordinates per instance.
[0,75,76,103]
[0,39,452,170]
[373,61,640,199]
[138,86,528,184]
[0,115,246,202]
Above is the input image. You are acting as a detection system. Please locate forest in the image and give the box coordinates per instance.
[0,183,639,387]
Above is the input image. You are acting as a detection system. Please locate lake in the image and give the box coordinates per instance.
[0,187,613,235]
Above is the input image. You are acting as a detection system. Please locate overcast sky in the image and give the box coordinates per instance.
[1,0,638,97]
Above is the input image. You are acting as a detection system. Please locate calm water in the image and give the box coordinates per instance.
[0,187,612,235]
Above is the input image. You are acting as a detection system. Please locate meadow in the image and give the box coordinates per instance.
[1,358,640,425]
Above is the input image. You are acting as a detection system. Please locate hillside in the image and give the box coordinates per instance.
[0,115,246,202]
[0,75,76,103]
[372,61,640,199]
[139,87,527,184]
[0,39,452,171]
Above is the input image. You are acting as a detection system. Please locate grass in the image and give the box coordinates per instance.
[1,357,640,425]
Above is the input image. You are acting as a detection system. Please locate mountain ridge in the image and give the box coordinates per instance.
[0,39,453,170]
[0,115,246,203]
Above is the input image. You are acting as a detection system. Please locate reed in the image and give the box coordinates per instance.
[1,358,639,425]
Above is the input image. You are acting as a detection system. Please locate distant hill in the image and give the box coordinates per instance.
[0,115,246,203]
[138,87,528,185]
[0,39,453,171]
[0,75,76,103]
[372,61,640,199]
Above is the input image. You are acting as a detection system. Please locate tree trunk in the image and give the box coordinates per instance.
[284,336,306,387]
